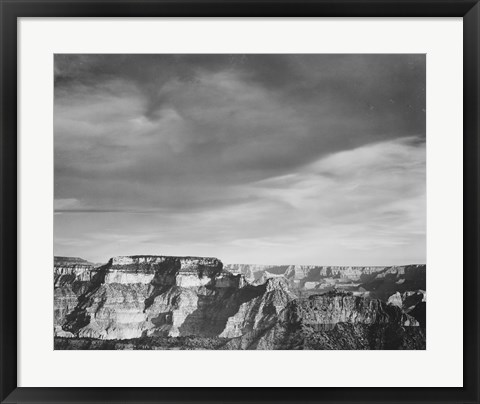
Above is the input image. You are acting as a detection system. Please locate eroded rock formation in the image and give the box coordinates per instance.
[54,255,426,350]
[223,263,422,286]
[61,255,251,339]
[223,291,423,350]
[54,257,96,332]
[387,290,426,327]
[360,265,426,300]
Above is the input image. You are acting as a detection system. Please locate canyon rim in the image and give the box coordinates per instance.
[54,54,426,350]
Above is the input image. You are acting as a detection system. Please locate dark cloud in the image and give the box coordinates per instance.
[54,54,425,264]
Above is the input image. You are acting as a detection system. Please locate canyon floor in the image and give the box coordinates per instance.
[54,255,426,350]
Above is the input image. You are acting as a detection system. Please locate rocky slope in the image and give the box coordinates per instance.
[223,291,422,350]
[220,277,296,338]
[55,255,426,350]
[54,257,96,335]
[387,290,426,327]
[223,263,426,304]
[387,290,426,311]
[360,265,426,301]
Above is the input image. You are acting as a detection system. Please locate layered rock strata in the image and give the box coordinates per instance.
[60,255,261,339]
[55,255,426,350]
[360,265,426,301]
[223,263,425,286]
[224,291,422,350]
[54,257,96,330]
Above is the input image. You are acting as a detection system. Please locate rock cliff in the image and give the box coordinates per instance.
[284,291,419,327]
[223,291,423,350]
[223,263,410,286]
[55,255,426,350]
[387,290,426,327]
[220,278,296,338]
[59,255,266,340]
[54,257,96,331]
[360,265,426,301]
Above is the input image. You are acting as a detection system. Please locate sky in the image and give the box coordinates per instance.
[54,54,426,265]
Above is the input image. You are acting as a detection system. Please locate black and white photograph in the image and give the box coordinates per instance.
[53,54,426,350]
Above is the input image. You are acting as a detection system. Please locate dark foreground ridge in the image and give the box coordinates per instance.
[54,255,426,350]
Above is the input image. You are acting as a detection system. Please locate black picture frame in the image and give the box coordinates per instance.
[1,1,478,403]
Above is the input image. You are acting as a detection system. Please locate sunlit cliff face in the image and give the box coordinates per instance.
[54,255,426,349]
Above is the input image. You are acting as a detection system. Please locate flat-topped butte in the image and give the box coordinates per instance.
[109,255,222,273]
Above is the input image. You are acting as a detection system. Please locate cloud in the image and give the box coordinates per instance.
[54,54,425,264]
[55,137,425,265]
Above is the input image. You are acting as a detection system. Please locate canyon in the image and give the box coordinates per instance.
[54,255,426,350]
